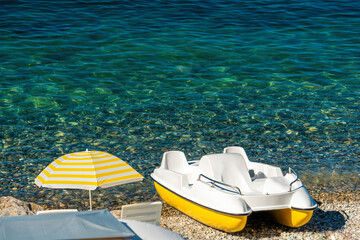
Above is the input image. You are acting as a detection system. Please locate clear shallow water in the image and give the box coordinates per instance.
[0,0,359,209]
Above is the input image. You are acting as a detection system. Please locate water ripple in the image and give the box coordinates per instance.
[0,0,359,208]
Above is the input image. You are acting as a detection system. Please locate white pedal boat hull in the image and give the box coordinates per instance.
[151,147,317,232]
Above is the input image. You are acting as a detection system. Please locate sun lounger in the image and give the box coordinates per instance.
[121,201,162,225]
[0,209,184,240]
[36,209,78,215]
[0,209,134,240]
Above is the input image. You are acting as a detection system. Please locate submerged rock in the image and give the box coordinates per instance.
[0,196,43,217]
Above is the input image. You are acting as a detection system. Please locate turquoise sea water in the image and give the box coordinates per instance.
[0,0,359,209]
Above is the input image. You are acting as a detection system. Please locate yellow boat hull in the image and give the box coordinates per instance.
[154,182,248,232]
[268,208,314,227]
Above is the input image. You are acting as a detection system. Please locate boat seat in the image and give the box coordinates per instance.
[199,153,253,193]
[262,176,290,194]
[224,146,283,178]
[223,146,258,178]
[199,153,290,194]
[223,146,250,163]
[161,151,196,184]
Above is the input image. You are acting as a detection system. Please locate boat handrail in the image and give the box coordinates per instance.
[288,167,300,192]
[197,174,242,195]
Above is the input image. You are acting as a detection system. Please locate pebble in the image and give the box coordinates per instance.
[2,189,358,239]
[151,190,360,240]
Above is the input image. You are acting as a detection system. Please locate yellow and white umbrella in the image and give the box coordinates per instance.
[35,150,143,210]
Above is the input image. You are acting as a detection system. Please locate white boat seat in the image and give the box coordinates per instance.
[224,146,283,178]
[262,177,290,194]
[199,153,291,195]
[223,146,251,164]
[161,151,197,184]
[199,153,253,193]
[251,178,267,192]
[223,146,245,154]
[223,146,263,179]
[161,151,189,173]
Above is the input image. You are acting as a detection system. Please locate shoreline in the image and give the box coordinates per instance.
[151,189,359,239]
[1,188,358,239]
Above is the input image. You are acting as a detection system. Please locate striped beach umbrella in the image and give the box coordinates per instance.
[35,150,144,210]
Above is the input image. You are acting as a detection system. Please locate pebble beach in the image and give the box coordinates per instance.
[1,186,358,239]
[153,188,360,239]
[1,1,359,239]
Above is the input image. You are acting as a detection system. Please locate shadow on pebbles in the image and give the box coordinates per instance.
[159,190,359,240]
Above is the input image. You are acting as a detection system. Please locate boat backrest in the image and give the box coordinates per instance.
[223,146,251,165]
[224,146,283,178]
[199,153,253,192]
[161,151,190,174]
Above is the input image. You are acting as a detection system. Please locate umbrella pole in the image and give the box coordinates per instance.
[89,190,92,211]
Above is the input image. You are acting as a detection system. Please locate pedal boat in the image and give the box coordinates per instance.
[151,146,317,232]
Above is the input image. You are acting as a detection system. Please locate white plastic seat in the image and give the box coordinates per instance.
[199,153,253,193]
[121,201,162,225]
[161,151,190,173]
[224,146,283,178]
[262,177,290,194]
[223,146,251,164]
[161,151,197,184]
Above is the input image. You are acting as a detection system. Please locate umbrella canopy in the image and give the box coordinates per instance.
[35,150,144,209]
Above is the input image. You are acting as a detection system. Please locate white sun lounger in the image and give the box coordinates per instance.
[1,209,185,240]
[36,209,78,215]
[121,201,162,225]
